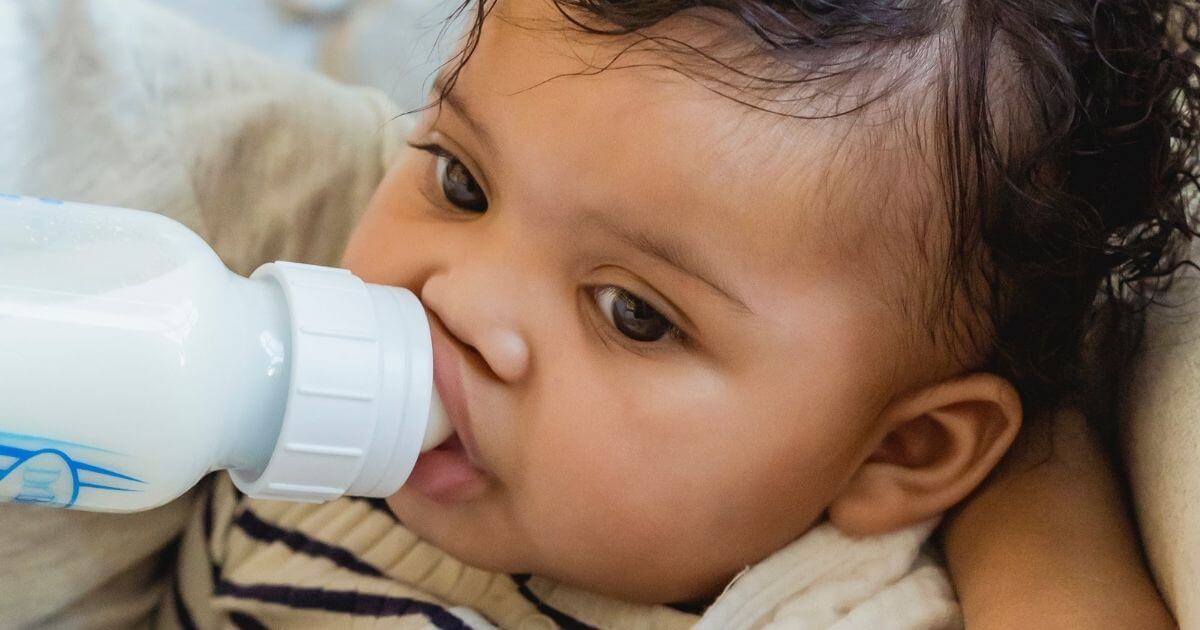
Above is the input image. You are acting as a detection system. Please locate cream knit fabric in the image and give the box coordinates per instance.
[161,476,958,629]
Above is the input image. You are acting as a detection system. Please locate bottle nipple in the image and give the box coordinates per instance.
[420,391,453,452]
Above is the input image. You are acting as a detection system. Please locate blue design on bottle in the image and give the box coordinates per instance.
[0,432,144,508]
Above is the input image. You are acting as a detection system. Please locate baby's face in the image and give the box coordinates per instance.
[343,0,920,603]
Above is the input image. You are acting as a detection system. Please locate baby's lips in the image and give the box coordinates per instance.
[427,309,486,472]
[406,433,489,502]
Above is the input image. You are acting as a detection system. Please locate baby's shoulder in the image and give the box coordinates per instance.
[169,475,468,626]
[196,474,421,584]
[171,476,534,628]
[175,477,694,629]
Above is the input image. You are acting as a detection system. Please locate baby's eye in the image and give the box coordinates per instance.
[592,286,683,344]
[410,142,488,213]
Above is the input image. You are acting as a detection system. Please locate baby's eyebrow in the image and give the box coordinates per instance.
[430,73,752,316]
[583,213,754,315]
[431,74,500,159]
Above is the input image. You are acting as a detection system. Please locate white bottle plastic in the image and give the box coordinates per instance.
[0,194,451,512]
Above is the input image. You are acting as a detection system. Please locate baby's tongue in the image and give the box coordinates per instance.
[406,435,487,502]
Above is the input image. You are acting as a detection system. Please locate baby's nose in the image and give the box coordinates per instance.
[419,274,531,384]
[474,328,529,383]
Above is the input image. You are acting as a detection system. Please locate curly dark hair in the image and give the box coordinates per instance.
[426,0,1200,448]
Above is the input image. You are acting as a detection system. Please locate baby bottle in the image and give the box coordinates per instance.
[0,194,451,512]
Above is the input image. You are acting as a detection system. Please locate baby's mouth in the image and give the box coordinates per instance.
[406,430,489,502]
[432,432,465,454]
[416,310,490,502]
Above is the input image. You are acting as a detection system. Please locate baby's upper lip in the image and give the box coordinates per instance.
[428,313,487,470]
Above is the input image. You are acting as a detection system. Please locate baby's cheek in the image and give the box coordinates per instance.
[522,424,713,553]
[516,431,651,531]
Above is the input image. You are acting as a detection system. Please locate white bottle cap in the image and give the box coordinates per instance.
[229,262,452,503]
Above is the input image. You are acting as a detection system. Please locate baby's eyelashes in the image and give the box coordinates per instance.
[409,142,488,213]
[592,286,686,347]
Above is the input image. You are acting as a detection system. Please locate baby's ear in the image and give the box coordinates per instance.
[828,373,1021,536]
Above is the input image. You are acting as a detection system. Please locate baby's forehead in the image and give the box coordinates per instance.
[480,0,944,218]
[455,0,950,314]
[441,0,995,382]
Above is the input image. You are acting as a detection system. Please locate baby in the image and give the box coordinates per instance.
[158,0,1199,626]
[3,0,1190,627]
[349,0,1019,604]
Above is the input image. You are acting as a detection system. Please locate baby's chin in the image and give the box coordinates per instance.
[385,489,745,605]
[382,487,532,574]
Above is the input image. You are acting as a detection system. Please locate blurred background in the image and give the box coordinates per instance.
[148,0,459,111]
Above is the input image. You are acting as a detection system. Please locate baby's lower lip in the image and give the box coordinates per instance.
[406,434,489,502]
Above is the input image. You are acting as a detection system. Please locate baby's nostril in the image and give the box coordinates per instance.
[433,434,465,453]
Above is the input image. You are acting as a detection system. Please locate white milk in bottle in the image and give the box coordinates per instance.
[0,194,450,512]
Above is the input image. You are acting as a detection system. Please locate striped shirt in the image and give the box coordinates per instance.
[161,475,701,629]
[158,475,960,629]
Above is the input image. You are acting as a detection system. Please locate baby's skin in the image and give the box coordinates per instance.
[340,0,1019,604]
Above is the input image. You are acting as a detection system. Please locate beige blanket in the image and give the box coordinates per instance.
[1126,258,1200,629]
[0,0,406,626]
